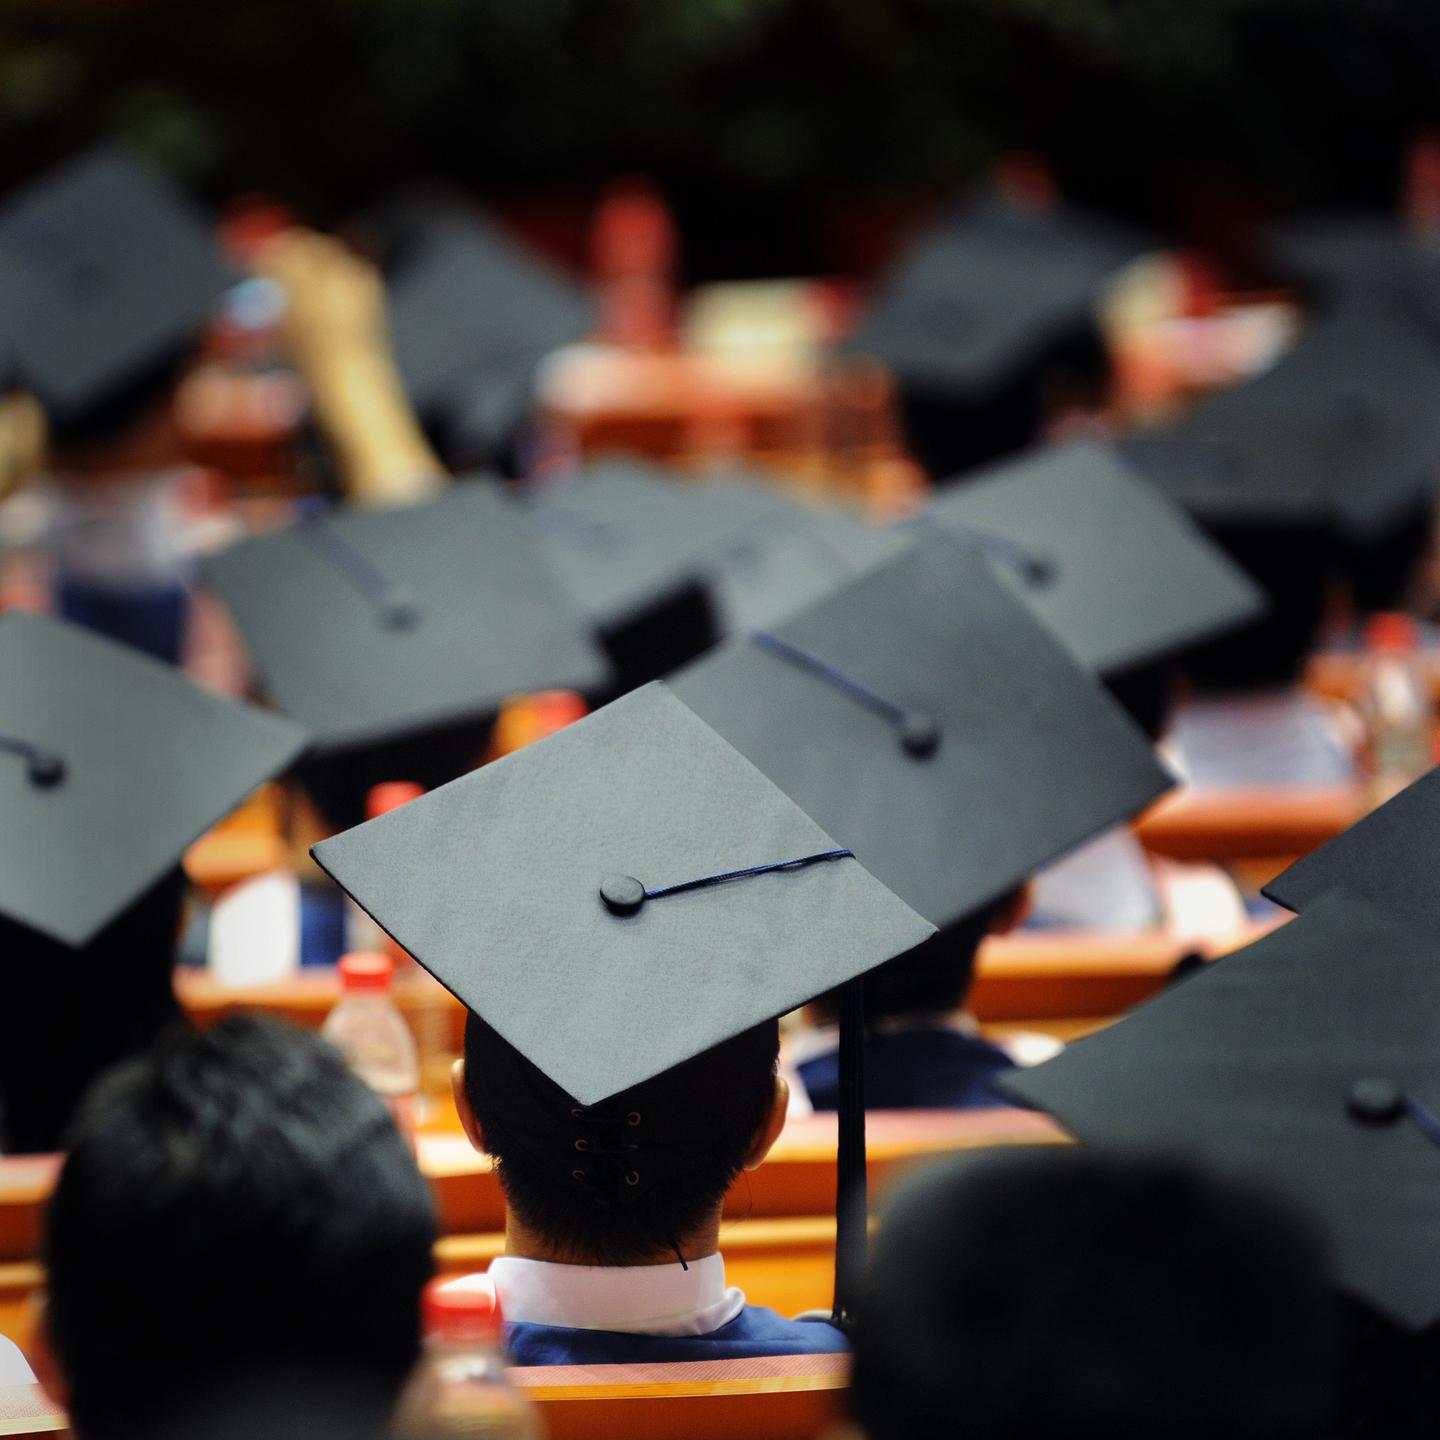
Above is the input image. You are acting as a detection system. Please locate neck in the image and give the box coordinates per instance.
[503,1208,722,1268]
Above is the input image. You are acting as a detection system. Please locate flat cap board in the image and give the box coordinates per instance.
[0,146,233,425]
[388,219,593,418]
[201,478,610,754]
[312,682,934,1107]
[926,440,1266,674]
[1123,306,1440,540]
[524,461,793,630]
[670,531,1174,930]
[1264,763,1440,928]
[1000,892,1440,1331]
[0,612,307,947]
[849,196,1150,390]
[701,479,916,634]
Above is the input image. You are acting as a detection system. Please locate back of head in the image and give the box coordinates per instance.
[851,1148,1337,1440]
[45,1015,436,1439]
[463,1011,778,1265]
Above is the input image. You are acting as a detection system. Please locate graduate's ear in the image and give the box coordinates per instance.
[28,1296,69,1412]
[743,1072,789,1171]
[989,881,1033,937]
[450,1057,489,1155]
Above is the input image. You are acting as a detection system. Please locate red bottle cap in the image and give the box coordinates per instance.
[423,1276,504,1344]
[338,951,393,993]
[366,782,425,820]
[1365,612,1420,657]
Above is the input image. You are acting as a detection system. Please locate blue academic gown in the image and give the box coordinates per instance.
[506,1307,848,1366]
[798,1025,1015,1112]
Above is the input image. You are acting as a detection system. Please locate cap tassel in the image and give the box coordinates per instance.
[294,503,422,630]
[831,974,868,1331]
[750,629,940,759]
[600,849,854,917]
[0,734,66,788]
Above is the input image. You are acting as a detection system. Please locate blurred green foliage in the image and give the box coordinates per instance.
[0,0,1434,260]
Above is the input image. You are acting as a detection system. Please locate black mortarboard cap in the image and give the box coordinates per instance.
[1265,211,1440,325]
[529,461,917,686]
[1122,305,1440,543]
[924,439,1265,676]
[849,194,1150,477]
[669,531,1174,933]
[852,195,1148,393]
[692,474,915,637]
[0,611,307,947]
[1264,764,1440,929]
[0,146,234,432]
[312,680,934,1107]
[201,478,610,755]
[386,218,592,468]
[523,461,801,686]
[1000,891,1440,1330]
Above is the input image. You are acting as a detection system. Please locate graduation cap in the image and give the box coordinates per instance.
[669,530,1174,934]
[1123,305,1440,544]
[848,193,1151,477]
[1000,891,1440,1331]
[1265,211,1440,327]
[1263,764,1440,928]
[313,681,935,1319]
[201,478,610,756]
[0,611,307,947]
[922,439,1266,676]
[0,146,234,434]
[386,218,593,469]
[523,460,866,688]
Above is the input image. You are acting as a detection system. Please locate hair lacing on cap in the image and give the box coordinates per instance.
[568,1107,643,1206]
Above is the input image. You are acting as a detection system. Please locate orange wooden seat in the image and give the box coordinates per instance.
[1135,784,1363,865]
[0,1111,1064,1266]
[511,1351,849,1440]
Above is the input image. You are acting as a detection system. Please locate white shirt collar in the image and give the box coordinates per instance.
[488,1252,746,1336]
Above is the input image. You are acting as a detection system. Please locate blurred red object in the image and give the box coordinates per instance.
[591,177,677,348]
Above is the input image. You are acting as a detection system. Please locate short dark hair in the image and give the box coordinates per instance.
[0,866,186,1154]
[851,1148,1337,1440]
[463,1011,778,1266]
[809,891,1018,1026]
[45,1015,436,1439]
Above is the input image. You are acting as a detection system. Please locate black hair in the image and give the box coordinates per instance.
[295,717,494,833]
[851,1147,1338,1440]
[463,1011,778,1266]
[45,1014,436,1440]
[809,890,1019,1027]
[0,866,187,1154]
[1182,522,1333,692]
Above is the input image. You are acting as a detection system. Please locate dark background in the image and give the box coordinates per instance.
[1,0,1437,279]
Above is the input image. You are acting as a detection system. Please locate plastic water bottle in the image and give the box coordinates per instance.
[1360,612,1433,806]
[393,1277,539,1440]
[321,952,420,1150]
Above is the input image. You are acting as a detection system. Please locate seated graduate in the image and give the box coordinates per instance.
[0,148,237,666]
[0,612,304,1154]
[310,683,936,1364]
[791,887,1034,1112]
[847,1147,1337,1440]
[1000,890,1440,1440]
[922,437,1265,931]
[32,1015,436,1440]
